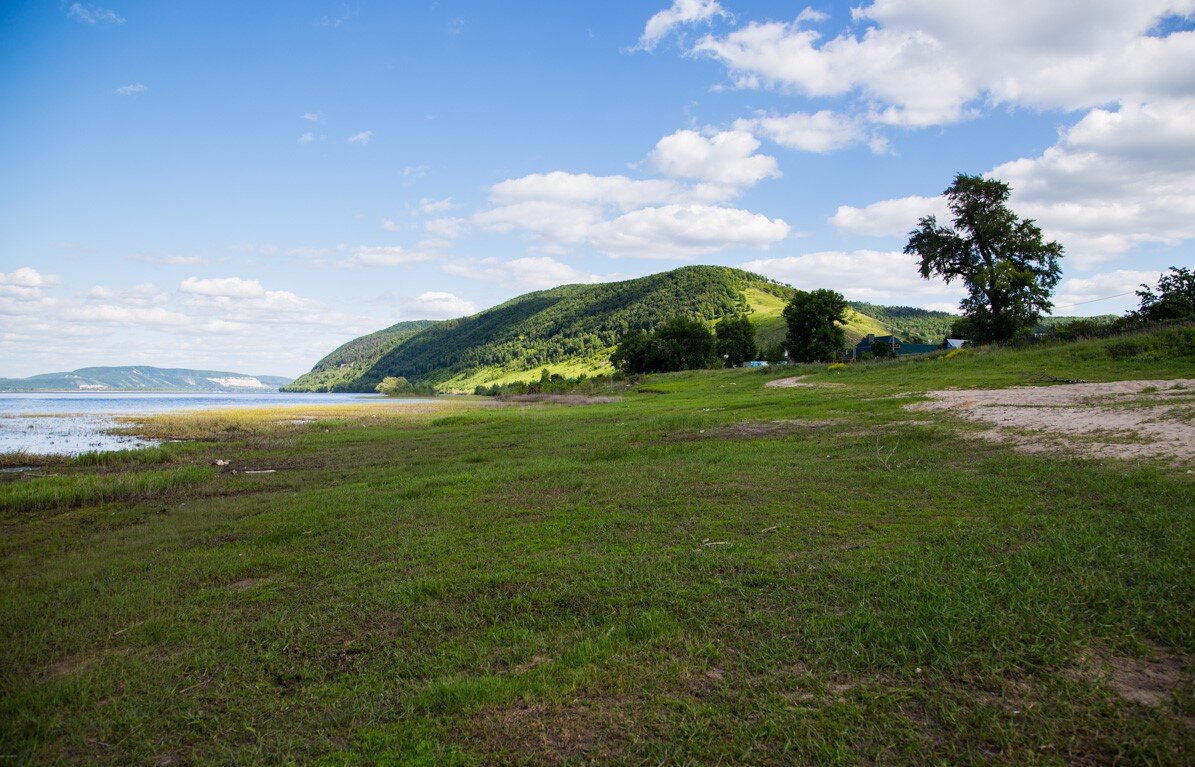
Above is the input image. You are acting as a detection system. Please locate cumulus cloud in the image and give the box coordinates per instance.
[418,197,453,214]
[425,217,465,239]
[742,250,964,305]
[649,129,779,197]
[489,172,678,210]
[338,245,439,268]
[1052,269,1161,315]
[830,195,949,237]
[474,125,789,258]
[0,267,60,289]
[590,204,789,259]
[114,83,147,96]
[734,110,876,153]
[442,256,610,290]
[831,98,1195,269]
[87,283,168,307]
[67,3,125,24]
[408,291,475,319]
[637,0,729,51]
[692,0,1195,127]
[348,130,373,145]
[180,276,265,298]
[297,132,315,145]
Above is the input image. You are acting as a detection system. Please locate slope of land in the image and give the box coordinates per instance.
[0,366,292,392]
[288,266,892,393]
[2,325,1192,765]
[283,320,440,392]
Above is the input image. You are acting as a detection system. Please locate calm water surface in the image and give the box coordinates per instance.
[0,391,403,455]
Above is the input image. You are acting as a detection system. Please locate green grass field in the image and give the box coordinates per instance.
[2,331,1193,765]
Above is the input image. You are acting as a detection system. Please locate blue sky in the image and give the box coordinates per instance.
[1,1,1192,377]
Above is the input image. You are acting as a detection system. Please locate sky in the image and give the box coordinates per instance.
[1,0,1193,378]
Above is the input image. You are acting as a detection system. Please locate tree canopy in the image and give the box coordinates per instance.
[1135,266,1195,322]
[905,174,1063,344]
[715,315,758,366]
[783,289,848,363]
[611,316,719,374]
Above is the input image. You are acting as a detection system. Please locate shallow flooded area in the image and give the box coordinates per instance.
[0,392,401,455]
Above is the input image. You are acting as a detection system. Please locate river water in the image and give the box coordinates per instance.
[0,391,406,455]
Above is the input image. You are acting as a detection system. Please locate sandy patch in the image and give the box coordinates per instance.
[909,379,1195,462]
[765,376,845,389]
[1073,641,1186,707]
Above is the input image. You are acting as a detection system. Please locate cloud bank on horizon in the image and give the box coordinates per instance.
[1,0,1192,376]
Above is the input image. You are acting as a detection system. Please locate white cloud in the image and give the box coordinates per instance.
[86,283,167,307]
[339,245,439,268]
[297,132,315,145]
[993,98,1195,267]
[180,276,265,298]
[156,255,204,266]
[68,3,125,24]
[348,130,373,145]
[442,256,609,290]
[114,83,147,97]
[734,110,873,153]
[0,267,60,289]
[692,0,1195,127]
[590,204,789,259]
[473,201,602,251]
[637,0,729,51]
[489,171,678,210]
[830,195,948,237]
[742,250,964,305]
[0,269,60,316]
[418,197,453,214]
[425,217,465,239]
[301,112,321,122]
[833,98,1195,269]
[380,218,402,232]
[1052,269,1159,315]
[409,291,475,319]
[649,129,779,195]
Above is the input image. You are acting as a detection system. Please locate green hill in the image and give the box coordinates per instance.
[0,366,292,392]
[847,302,959,343]
[288,266,896,393]
[284,320,440,392]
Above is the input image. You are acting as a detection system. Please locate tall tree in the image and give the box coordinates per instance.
[655,316,718,370]
[715,315,758,366]
[783,289,848,362]
[905,174,1063,343]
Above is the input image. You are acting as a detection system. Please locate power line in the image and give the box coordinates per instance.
[1052,290,1137,311]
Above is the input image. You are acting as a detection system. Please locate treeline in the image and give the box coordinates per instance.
[610,315,759,374]
[847,302,956,343]
[1038,267,1195,343]
[473,370,620,397]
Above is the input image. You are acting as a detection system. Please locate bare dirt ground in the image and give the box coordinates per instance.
[765,376,844,389]
[909,379,1195,462]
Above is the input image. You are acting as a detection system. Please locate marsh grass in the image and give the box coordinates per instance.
[0,465,215,515]
[0,328,1192,765]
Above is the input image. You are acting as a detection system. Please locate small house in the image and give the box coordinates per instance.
[846,334,939,360]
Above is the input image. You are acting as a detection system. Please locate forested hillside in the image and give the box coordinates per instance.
[287,267,929,393]
[847,302,958,342]
[283,320,440,392]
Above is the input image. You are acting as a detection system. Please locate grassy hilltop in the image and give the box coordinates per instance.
[285,266,889,393]
[2,326,1193,765]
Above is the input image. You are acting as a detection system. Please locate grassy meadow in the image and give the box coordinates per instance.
[2,331,1193,765]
